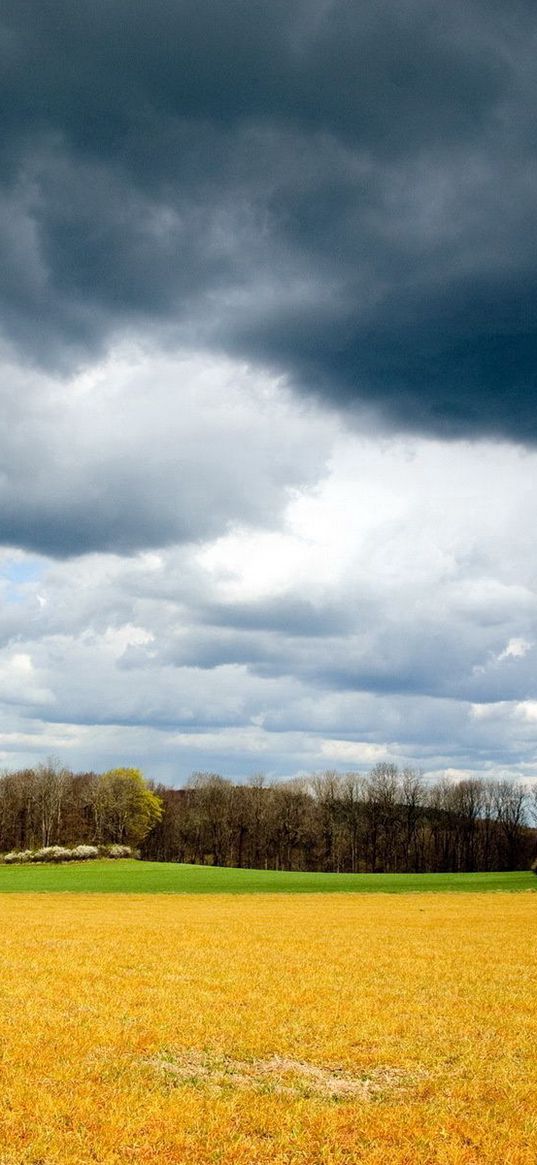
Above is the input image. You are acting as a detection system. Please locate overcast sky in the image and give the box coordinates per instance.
[1,0,537,783]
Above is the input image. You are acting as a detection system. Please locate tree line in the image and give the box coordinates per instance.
[0,761,535,872]
[143,767,537,873]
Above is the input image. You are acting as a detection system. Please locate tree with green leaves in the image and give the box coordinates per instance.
[92,768,162,846]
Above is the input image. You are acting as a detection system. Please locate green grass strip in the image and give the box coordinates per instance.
[0,860,534,893]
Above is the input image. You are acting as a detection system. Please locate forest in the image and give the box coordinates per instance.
[1,762,535,873]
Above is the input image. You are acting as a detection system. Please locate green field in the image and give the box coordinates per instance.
[0,859,534,893]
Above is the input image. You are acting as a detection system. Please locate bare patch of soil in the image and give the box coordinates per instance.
[146,1049,420,1102]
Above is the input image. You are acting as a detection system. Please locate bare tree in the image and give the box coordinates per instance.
[36,759,69,847]
[492,780,528,869]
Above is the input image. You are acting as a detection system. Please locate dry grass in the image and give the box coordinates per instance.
[0,892,536,1164]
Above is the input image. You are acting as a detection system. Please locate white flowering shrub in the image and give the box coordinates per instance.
[71,845,99,860]
[107,844,133,859]
[3,843,132,863]
[31,846,75,863]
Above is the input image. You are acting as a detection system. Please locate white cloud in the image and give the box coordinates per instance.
[498,637,533,661]
[0,651,54,706]
[319,739,390,764]
[515,701,537,724]
[0,344,339,557]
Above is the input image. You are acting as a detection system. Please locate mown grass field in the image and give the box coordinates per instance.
[0,891,536,1164]
[0,858,535,893]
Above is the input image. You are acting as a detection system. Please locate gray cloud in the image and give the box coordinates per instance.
[1,1,537,439]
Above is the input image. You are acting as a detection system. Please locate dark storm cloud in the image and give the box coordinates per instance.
[1,0,537,440]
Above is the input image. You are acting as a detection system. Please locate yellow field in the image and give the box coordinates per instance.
[0,893,535,1165]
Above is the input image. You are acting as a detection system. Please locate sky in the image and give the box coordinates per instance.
[1,0,537,784]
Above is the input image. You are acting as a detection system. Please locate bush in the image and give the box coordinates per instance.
[71,845,99,861]
[3,850,34,864]
[31,846,74,863]
[107,844,133,859]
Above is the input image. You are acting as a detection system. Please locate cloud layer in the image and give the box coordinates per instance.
[1,390,536,780]
[2,0,537,440]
